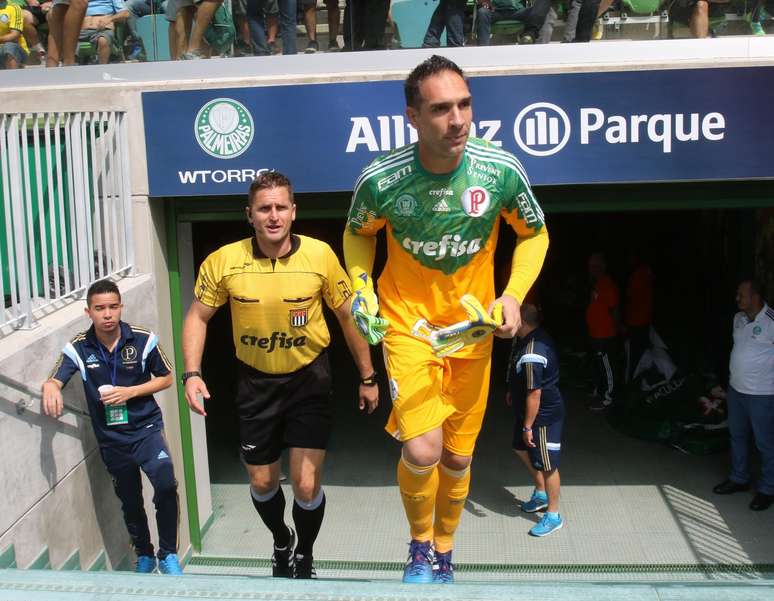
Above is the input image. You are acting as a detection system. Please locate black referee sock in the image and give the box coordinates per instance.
[292,490,326,557]
[250,486,291,548]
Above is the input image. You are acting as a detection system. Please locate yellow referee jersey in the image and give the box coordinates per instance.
[195,234,352,374]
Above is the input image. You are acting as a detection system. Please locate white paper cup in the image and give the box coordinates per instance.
[98,384,114,400]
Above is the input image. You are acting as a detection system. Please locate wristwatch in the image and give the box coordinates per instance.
[360,372,378,386]
[181,371,201,384]
[522,426,532,432]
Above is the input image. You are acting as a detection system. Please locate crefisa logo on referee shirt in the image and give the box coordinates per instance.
[195,98,255,159]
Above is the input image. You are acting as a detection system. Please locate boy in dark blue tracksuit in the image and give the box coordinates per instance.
[42,279,182,574]
[508,303,565,537]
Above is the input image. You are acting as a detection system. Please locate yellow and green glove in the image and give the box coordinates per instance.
[412,294,503,357]
[351,278,389,345]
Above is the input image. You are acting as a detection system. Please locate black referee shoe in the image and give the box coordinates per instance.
[713,479,750,495]
[750,493,774,511]
[271,527,295,577]
[293,553,316,579]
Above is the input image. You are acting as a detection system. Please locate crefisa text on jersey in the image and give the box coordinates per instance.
[240,332,306,353]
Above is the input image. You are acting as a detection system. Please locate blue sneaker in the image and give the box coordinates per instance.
[127,42,144,61]
[529,513,564,537]
[135,555,156,573]
[402,540,433,584]
[158,553,183,575]
[433,550,454,584]
[521,490,548,513]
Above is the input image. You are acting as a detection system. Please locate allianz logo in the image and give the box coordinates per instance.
[402,234,482,260]
[514,102,726,156]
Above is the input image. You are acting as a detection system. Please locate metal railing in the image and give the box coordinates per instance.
[0,112,134,332]
[0,372,91,420]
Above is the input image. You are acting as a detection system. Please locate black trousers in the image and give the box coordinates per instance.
[590,336,618,403]
[574,0,602,42]
[343,0,389,50]
[100,430,179,558]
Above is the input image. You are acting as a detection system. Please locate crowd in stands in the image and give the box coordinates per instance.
[0,0,772,69]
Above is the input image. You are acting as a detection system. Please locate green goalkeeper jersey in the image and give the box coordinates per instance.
[346,137,546,343]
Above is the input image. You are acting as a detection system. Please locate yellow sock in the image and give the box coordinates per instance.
[433,463,471,553]
[397,455,439,543]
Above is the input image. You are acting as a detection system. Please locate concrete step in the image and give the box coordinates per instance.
[1,567,774,600]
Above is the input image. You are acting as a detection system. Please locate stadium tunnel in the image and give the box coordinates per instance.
[166,179,773,572]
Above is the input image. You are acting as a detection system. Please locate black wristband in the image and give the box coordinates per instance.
[360,372,378,386]
[182,371,201,384]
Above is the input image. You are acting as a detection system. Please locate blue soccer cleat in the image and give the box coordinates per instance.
[135,555,156,573]
[433,550,454,584]
[521,490,548,513]
[158,553,183,575]
[402,539,433,584]
[529,513,564,537]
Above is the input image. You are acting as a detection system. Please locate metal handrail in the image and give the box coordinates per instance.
[0,372,91,419]
[0,111,134,334]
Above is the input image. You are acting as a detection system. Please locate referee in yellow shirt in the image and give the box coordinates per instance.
[182,171,378,579]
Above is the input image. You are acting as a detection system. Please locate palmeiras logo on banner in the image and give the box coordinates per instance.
[195,98,255,159]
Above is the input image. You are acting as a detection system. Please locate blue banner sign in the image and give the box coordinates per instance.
[142,66,774,197]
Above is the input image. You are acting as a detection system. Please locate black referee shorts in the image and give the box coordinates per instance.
[235,352,333,466]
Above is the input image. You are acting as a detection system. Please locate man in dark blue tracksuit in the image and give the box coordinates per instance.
[42,279,182,574]
[508,303,565,537]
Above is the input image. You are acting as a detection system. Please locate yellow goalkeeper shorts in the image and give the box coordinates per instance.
[383,331,492,456]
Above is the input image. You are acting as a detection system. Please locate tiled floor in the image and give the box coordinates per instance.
[189,355,774,582]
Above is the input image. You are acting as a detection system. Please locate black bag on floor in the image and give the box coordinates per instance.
[611,373,703,441]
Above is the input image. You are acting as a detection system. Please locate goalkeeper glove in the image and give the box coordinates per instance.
[351,287,389,345]
[411,294,503,358]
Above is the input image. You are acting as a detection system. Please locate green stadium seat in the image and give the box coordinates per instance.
[136,14,171,62]
[621,0,662,14]
[391,0,447,48]
[602,0,668,40]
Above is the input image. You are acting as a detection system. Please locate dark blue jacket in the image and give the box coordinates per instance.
[51,321,172,446]
[509,326,564,425]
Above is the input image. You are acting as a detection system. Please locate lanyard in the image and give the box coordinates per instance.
[98,341,119,387]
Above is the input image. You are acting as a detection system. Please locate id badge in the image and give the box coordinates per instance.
[105,403,129,426]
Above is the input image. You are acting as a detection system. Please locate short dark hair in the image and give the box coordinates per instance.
[740,278,764,299]
[520,303,541,328]
[248,170,294,206]
[87,279,121,306]
[404,55,467,110]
